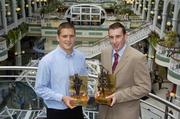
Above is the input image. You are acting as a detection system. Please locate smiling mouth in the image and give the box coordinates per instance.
[65,43,72,45]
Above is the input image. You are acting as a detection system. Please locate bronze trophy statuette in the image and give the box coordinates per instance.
[69,74,88,106]
[95,65,116,105]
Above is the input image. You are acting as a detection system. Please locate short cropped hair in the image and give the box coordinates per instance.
[108,22,126,34]
[57,22,76,35]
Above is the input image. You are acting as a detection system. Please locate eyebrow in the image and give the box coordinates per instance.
[109,35,121,37]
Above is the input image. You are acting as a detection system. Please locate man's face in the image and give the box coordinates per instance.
[108,28,127,52]
[57,28,75,54]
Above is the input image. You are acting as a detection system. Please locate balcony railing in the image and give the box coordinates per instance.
[169,52,180,74]
[155,43,180,85]
[168,52,180,85]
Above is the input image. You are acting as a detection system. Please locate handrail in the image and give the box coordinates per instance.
[171,52,180,61]
[148,93,180,112]
[0,66,37,70]
[140,99,176,119]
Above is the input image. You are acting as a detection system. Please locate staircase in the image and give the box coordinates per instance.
[76,23,152,58]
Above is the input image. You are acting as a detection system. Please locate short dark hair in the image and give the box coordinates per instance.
[57,22,75,35]
[108,22,126,34]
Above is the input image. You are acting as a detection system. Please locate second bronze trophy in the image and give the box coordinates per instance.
[95,65,116,105]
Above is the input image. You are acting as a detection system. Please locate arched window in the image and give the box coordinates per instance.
[65,4,107,26]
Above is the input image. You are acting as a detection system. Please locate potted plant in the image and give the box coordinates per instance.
[148,31,160,47]
[159,31,177,47]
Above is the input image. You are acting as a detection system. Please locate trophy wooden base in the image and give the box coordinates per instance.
[95,94,111,105]
[71,95,88,106]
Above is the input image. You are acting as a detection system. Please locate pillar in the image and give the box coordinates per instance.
[28,0,32,16]
[1,0,8,34]
[153,0,159,30]
[146,0,152,21]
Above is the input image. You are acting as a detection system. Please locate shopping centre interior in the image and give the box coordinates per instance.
[0,0,180,119]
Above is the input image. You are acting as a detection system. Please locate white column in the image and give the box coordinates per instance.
[137,0,142,14]
[132,0,135,10]
[146,0,151,21]
[39,0,42,8]
[1,0,8,34]
[153,0,159,30]
[12,0,21,66]
[160,0,168,39]
[141,0,146,20]
[0,9,2,28]
[21,0,26,20]
[172,0,178,32]
[34,1,37,12]
[28,0,32,16]
[15,33,22,66]
[147,44,154,72]
[134,0,138,13]
[12,0,18,25]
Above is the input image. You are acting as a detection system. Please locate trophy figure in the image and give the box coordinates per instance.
[73,74,82,96]
[69,74,88,106]
[95,65,116,105]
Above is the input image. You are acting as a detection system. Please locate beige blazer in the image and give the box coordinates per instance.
[99,46,151,119]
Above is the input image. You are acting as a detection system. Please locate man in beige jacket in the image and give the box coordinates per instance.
[99,22,151,119]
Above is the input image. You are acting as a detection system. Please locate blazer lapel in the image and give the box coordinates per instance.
[105,47,113,74]
[114,46,130,74]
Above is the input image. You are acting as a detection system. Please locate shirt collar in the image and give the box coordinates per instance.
[57,46,75,57]
[112,44,127,57]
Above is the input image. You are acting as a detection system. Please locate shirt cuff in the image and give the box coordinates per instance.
[54,93,63,102]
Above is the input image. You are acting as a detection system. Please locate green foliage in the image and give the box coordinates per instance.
[148,31,160,47]
[111,1,134,16]
[6,22,28,46]
[7,30,16,44]
[19,22,28,35]
[40,0,65,14]
[161,31,177,47]
[7,27,21,44]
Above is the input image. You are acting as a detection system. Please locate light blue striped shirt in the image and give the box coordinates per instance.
[35,46,87,110]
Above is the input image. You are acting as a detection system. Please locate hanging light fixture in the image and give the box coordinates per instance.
[150,11,154,14]
[16,7,21,12]
[7,11,11,16]
[166,21,171,26]
[157,16,161,19]
[5,4,9,7]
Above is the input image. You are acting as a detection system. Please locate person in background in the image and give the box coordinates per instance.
[98,22,151,119]
[35,22,87,119]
